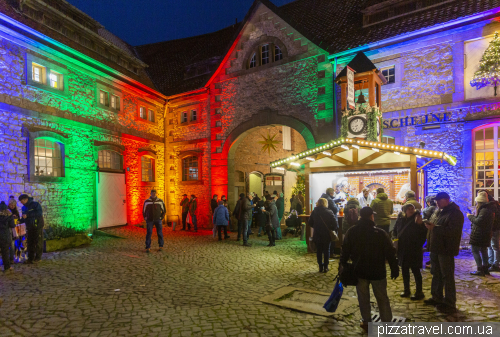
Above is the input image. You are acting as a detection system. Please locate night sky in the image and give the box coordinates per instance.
[67,0,296,46]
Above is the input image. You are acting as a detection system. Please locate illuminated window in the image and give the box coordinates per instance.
[148,109,155,122]
[473,125,500,200]
[49,71,62,89]
[261,44,269,65]
[99,90,109,106]
[274,45,283,61]
[140,106,147,119]
[382,136,395,144]
[249,53,256,68]
[98,150,122,170]
[182,156,198,181]
[381,66,395,84]
[181,111,188,123]
[110,95,120,110]
[191,109,197,122]
[141,156,155,182]
[34,139,63,177]
[32,63,44,83]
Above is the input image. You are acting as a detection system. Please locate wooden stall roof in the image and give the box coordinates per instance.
[270,137,456,171]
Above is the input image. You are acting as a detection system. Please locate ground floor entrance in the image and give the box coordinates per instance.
[97,172,127,228]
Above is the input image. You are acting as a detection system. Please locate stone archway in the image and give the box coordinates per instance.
[221,110,316,210]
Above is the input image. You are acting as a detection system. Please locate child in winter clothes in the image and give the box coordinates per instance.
[0,201,16,272]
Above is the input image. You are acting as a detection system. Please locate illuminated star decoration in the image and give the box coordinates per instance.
[259,132,280,155]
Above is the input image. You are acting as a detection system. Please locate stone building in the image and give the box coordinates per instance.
[0,0,166,230]
[2,0,500,237]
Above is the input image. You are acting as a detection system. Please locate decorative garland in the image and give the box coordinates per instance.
[340,105,383,142]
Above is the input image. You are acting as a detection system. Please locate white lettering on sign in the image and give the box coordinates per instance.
[347,66,355,109]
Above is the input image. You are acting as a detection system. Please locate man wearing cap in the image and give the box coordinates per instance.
[341,207,399,331]
[143,190,166,253]
[18,194,44,264]
[423,192,464,312]
[370,187,394,233]
[180,194,189,231]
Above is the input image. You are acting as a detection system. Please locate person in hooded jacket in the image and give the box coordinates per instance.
[255,197,266,237]
[370,187,394,233]
[213,200,230,241]
[467,191,495,276]
[263,200,279,247]
[0,201,16,272]
[343,197,361,234]
[309,198,338,273]
[18,194,44,264]
[392,202,428,300]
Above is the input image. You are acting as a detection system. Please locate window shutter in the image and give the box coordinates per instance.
[282,126,291,150]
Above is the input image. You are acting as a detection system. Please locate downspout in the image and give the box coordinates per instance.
[333,56,338,138]
[164,99,169,225]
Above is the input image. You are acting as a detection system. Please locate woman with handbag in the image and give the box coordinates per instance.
[309,198,338,273]
[392,202,427,300]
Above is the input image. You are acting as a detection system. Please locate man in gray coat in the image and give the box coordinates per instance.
[241,192,255,247]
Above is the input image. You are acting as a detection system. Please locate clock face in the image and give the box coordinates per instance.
[349,116,366,135]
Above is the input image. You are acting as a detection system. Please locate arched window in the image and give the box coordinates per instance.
[249,53,257,68]
[98,150,123,170]
[182,156,198,181]
[246,40,286,69]
[274,45,283,62]
[141,156,155,182]
[473,125,499,199]
[34,138,63,177]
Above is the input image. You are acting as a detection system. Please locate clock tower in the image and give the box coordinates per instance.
[335,52,387,141]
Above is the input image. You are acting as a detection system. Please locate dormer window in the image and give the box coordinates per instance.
[246,40,286,70]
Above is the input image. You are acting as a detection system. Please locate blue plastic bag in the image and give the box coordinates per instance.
[323,275,344,313]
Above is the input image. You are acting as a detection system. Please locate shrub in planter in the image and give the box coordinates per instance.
[44,225,92,252]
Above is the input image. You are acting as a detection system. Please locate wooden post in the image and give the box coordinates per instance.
[340,82,347,111]
[368,74,375,107]
[410,154,418,200]
[305,166,311,214]
[352,148,358,165]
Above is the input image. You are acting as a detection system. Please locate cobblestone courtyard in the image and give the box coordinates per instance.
[2,226,500,337]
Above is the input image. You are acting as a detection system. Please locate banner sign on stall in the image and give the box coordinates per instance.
[347,66,355,109]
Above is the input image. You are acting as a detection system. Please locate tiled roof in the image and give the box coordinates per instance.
[135,24,241,96]
[335,51,378,80]
[279,0,500,54]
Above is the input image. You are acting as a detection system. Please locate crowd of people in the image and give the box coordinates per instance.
[306,184,500,332]
[0,194,45,272]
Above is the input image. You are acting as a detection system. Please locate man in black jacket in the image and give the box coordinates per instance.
[210,194,218,215]
[341,207,399,331]
[424,192,464,312]
[18,194,45,264]
[143,190,166,253]
[320,188,339,218]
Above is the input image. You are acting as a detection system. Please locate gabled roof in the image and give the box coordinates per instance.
[135,24,241,97]
[136,0,500,97]
[335,52,378,80]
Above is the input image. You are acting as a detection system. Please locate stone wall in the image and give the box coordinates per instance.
[0,37,165,229]
[381,43,454,113]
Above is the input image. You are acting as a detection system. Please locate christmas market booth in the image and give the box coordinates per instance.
[269,52,457,253]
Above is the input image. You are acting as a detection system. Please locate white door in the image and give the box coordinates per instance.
[97,172,127,228]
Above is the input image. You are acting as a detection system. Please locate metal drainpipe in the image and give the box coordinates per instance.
[333,56,338,138]
[164,99,169,225]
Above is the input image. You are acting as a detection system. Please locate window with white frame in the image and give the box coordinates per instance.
[382,135,396,144]
[32,63,44,83]
[140,106,147,119]
[181,111,188,123]
[98,150,122,170]
[148,109,155,122]
[473,125,500,200]
[34,138,63,177]
[141,156,155,182]
[182,156,198,181]
[191,109,197,122]
[261,44,270,65]
[110,95,120,110]
[275,45,283,62]
[49,71,62,89]
[100,90,109,106]
[381,66,395,84]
